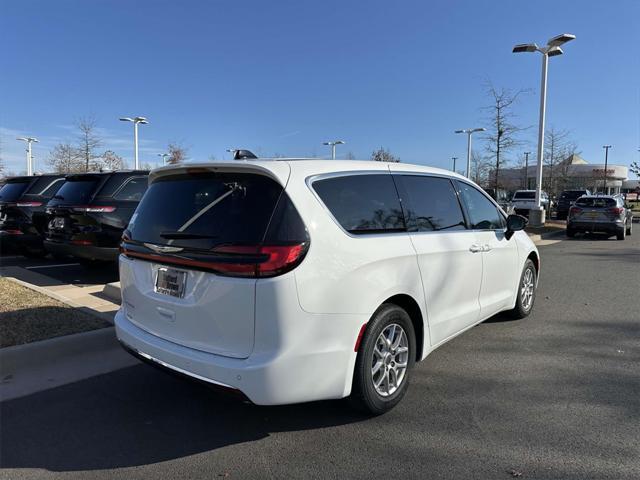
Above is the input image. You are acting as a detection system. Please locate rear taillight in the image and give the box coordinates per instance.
[16,201,43,207]
[72,239,94,246]
[213,244,307,277]
[72,205,117,213]
[608,207,624,216]
[121,242,308,278]
[1,229,23,235]
[569,206,582,216]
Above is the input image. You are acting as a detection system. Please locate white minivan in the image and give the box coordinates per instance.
[116,160,539,414]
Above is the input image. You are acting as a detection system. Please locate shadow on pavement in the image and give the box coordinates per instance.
[0,364,367,472]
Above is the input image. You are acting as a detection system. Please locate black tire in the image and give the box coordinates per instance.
[350,304,416,415]
[507,259,537,319]
[566,228,576,238]
[616,228,625,241]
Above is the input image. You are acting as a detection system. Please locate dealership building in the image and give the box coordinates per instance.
[496,154,630,195]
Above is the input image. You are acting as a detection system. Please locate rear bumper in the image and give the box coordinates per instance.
[0,230,42,251]
[114,306,363,406]
[567,220,623,233]
[44,240,119,262]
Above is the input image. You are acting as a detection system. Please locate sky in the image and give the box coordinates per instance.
[1,0,639,175]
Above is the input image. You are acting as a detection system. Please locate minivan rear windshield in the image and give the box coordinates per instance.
[575,197,616,208]
[51,176,102,205]
[0,180,31,202]
[513,191,536,199]
[127,172,285,250]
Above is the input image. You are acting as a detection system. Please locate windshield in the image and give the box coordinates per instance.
[51,177,101,205]
[24,176,64,197]
[575,198,616,208]
[128,172,284,250]
[0,180,31,202]
[560,191,586,200]
[513,191,536,199]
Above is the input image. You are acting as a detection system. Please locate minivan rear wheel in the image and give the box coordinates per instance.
[507,259,537,319]
[350,304,416,415]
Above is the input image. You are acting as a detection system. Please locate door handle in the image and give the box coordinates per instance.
[469,244,482,253]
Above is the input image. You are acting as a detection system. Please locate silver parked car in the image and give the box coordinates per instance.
[567,195,633,240]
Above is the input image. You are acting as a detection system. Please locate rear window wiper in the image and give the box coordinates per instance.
[160,232,219,240]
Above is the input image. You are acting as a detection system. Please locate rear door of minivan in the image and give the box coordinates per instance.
[120,163,296,359]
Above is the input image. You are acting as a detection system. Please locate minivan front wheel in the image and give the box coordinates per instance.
[508,259,537,319]
[350,304,416,415]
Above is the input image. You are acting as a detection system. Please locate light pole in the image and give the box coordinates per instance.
[16,137,39,176]
[323,140,345,160]
[452,157,458,172]
[602,145,612,194]
[157,153,169,166]
[454,127,486,178]
[119,116,148,169]
[524,151,531,188]
[513,33,575,226]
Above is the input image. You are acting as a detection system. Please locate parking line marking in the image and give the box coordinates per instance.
[25,263,80,270]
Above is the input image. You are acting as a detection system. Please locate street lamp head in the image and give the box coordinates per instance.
[335,140,345,145]
[134,116,148,124]
[471,127,486,133]
[603,145,612,149]
[16,137,27,141]
[454,130,465,134]
[119,117,133,122]
[512,43,538,53]
[547,46,564,57]
[547,33,576,47]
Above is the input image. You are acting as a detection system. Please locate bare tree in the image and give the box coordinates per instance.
[345,151,356,160]
[47,143,84,173]
[101,150,125,171]
[544,126,578,195]
[371,147,400,163]
[482,84,528,193]
[471,149,493,187]
[167,142,188,165]
[76,116,103,171]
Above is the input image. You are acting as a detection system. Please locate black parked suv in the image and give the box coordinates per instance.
[556,189,591,219]
[44,170,149,263]
[0,174,66,256]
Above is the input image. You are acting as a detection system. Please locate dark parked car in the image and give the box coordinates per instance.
[567,195,633,240]
[0,174,66,256]
[44,170,149,263]
[556,189,591,219]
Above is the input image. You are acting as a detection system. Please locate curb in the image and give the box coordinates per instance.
[1,269,116,325]
[102,281,121,303]
[0,327,139,402]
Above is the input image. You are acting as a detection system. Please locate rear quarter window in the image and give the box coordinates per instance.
[112,176,148,201]
[312,174,405,234]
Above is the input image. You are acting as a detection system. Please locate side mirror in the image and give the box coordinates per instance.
[505,214,528,240]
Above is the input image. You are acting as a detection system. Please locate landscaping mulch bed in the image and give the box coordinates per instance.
[0,278,110,348]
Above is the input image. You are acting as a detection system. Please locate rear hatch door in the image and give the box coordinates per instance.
[46,174,105,240]
[120,163,292,359]
[573,197,616,223]
[0,178,34,230]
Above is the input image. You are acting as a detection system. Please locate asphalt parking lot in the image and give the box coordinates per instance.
[1,233,639,480]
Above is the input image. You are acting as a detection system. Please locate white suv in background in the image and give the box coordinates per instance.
[115,160,540,414]
[511,189,550,216]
